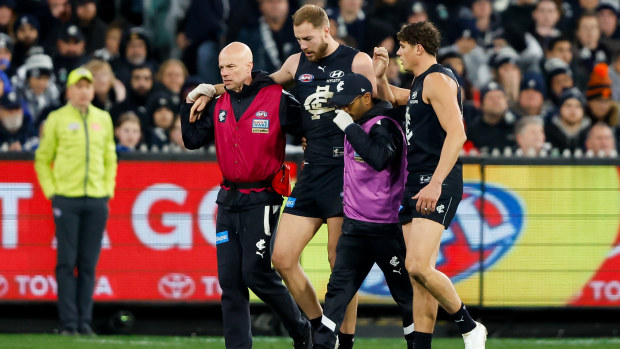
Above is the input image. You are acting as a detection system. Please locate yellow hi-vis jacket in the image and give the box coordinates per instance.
[35,103,117,199]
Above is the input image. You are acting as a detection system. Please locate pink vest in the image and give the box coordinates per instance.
[213,85,285,192]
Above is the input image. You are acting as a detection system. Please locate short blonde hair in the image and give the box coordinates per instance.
[84,59,116,88]
[292,4,329,28]
[116,111,141,129]
[85,59,115,77]
[156,59,189,83]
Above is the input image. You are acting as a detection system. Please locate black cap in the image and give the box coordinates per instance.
[327,73,372,108]
[480,81,505,102]
[0,91,21,109]
[597,0,620,15]
[560,87,586,107]
[59,24,85,42]
[520,72,546,97]
[490,47,519,70]
[146,91,179,117]
[14,14,39,32]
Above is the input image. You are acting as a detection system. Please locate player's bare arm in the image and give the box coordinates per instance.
[270,53,301,89]
[372,46,409,106]
[351,51,378,95]
[413,72,466,214]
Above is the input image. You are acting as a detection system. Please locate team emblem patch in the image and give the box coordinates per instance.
[255,111,268,118]
[218,110,227,122]
[298,74,314,82]
[252,119,269,133]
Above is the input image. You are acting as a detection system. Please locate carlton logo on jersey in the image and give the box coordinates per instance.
[252,119,269,133]
[298,74,314,83]
[255,111,268,118]
[304,85,335,119]
[359,182,524,297]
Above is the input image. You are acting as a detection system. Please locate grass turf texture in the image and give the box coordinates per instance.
[1,335,619,348]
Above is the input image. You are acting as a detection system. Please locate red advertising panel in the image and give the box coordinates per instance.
[0,160,296,303]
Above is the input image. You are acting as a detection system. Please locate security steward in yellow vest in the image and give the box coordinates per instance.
[35,67,117,336]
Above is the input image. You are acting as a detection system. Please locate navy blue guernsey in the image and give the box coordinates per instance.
[294,44,359,165]
[405,64,463,180]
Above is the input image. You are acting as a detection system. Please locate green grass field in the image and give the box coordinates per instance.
[1,335,619,349]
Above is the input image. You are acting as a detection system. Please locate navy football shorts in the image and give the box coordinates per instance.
[283,163,344,221]
[399,173,462,228]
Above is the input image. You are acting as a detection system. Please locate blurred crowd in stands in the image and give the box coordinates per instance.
[0,0,618,158]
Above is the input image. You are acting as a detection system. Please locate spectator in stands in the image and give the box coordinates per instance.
[545,87,591,152]
[168,115,185,151]
[34,67,116,336]
[326,0,394,54]
[515,116,547,156]
[449,20,490,89]
[468,0,500,49]
[112,28,157,87]
[500,0,536,52]
[370,0,411,33]
[610,51,620,101]
[530,0,562,51]
[93,21,123,62]
[14,54,60,123]
[467,81,517,152]
[0,0,15,35]
[181,0,226,83]
[110,64,153,130]
[156,59,188,95]
[75,0,106,55]
[585,62,620,127]
[39,0,73,53]
[145,91,177,149]
[544,58,575,107]
[545,36,574,66]
[597,0,620,49]
[238,0,300,73]
[12,14,40,71]
[514,72,548,118]
[585,121,618,156]
[54,24,89,86]
[0,33,14,76]
[0,91,35,151]
[490,47,522,107]
[114,111,141,152]
[407,1,428,24]
[573,12,610,90]
[84,59,125,112]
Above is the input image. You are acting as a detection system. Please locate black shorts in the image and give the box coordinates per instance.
[399,173,462,228]
[283,163,344,220]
